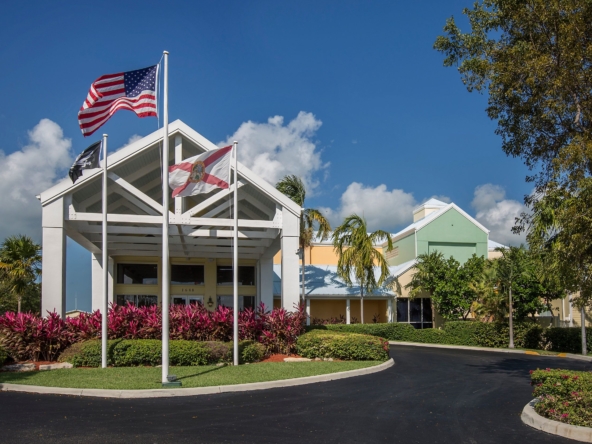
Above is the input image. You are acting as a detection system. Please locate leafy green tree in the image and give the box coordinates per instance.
[406,252,486,321]
[434,1,592,192]
[276,175,331,302]
[332,215,393,324]
[471,260,507,323]
[525,179,592,354]
[0,235,42,314]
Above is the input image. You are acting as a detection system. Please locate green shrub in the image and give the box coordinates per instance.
[542,327,592,354]
[296,330,389,361]
[307,323,417,341]
[0,345,8,366]
[58,339,265,367]
[239,340,266,363]
[531,368,592,427]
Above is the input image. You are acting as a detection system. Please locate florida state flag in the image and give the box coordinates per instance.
[169,145,233,198]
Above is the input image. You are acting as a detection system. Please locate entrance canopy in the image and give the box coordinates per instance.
[38,120,302,316]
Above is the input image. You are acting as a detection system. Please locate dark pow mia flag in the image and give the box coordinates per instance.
[69,140,101,183]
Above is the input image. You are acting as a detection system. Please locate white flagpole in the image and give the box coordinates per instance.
[101,133,108,369]
[161,51,171,385]
[233,141,239,366]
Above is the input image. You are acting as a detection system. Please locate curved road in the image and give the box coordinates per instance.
[1,345,590,443]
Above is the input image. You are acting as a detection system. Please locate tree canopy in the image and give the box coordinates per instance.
[434,0,592,190]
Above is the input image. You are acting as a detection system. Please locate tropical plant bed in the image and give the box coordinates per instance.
[0,361,381,390]
[530,368,592,427]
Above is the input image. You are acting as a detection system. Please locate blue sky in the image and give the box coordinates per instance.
[0,1,532,311]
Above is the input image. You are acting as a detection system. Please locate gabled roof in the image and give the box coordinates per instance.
[389,202,490,244]
[272,259,416,298]
[39,120,301,217]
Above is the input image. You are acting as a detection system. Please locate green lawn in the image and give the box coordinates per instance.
[0,361,382,390]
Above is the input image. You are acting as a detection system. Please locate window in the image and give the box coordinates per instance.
[171,265,204,285]
[216,296,256,311]
[216,266,256,286]
[396,298,433,329]
[172,295,203,306]
[117,264,157,285]
[116,295,158,307]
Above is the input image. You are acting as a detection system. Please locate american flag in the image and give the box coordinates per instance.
[78,65,158,137]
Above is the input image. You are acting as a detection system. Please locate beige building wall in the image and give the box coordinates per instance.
[273,244,382,266]
[112,255,258,311]
[308,299,388,324]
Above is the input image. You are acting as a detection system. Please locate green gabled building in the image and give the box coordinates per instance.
[385,198,490,267]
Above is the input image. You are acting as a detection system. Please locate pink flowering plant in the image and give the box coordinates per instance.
[530,368,592,427]
[0,302,307,362]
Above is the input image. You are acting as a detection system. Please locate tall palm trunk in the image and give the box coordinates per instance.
[17,295,21,314]
[508,284,514,348]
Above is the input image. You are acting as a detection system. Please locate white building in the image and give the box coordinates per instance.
[38,121,302,317]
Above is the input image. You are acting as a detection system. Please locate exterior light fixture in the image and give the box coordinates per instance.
[207,296,214,308]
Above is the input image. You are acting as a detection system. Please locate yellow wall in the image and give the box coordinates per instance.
[309,298,388,324]
[273,245,382,266]
[112,255,257,311]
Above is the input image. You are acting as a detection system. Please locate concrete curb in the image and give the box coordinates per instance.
[521,398,592,442]
[389,341,592,361]
[0,358,394,399]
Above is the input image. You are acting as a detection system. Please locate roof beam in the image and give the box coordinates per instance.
[107,172,167,215]
[181,181,245,218]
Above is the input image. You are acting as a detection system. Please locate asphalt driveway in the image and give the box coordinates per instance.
[1,345,590,443]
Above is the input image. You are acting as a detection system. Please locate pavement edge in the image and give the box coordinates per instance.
[521,398,592,443]
[0,358,394,399]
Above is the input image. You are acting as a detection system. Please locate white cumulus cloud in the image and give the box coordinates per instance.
[219,111,327,191]
[116,134,142,152]
[319,182,416,232]
[471,184,526,246]
[0,119,72,242]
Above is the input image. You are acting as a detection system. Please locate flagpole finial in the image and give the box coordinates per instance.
[163,50,169,55]
[103,134,108,138]
[233,140,238,144]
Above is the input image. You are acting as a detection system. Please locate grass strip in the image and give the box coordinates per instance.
[0,361,381,390]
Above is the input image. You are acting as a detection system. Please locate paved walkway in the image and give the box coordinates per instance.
[0,345,590,443]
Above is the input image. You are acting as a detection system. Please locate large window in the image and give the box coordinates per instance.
[216,296,256,311]
[117,264,157,285]
[397,298,433,329]
[216,266,256,286]
[171,265,204,285]
[116,295,158,307]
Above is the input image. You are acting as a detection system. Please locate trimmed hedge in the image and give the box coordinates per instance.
[531,368,592,427]
[296,330,389,361]
[0,345,8,366]
[308,322,591,353]
[59,339,266,367]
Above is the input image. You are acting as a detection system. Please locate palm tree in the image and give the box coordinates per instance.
[0,235,42,313]
[276,175,331,302]
[332,214,393,324]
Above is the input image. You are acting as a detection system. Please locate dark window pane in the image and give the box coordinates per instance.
[137,295,157,307]
[117,264,157,285]
[116,295,157,307]
[216,296,255,311]
[173,297,186,306]
[397,299,408,322]
[238,267,255,286]
[423,323,433,329]
[189,297,203,306]
[422,299,433,323]
[171,265,204,285]
[217,266,256,285]
[243,296,255,310]
[410,323,422,329]
[410,299,422,322]
[217,267,233,285]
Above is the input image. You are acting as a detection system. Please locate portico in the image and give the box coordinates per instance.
[38,120,302,317]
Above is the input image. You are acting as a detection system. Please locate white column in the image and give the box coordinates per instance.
[306,298,311,326]
[91,253,114,311]
[280,208,300,311]
[387,298,393,323]
[260,237,280,311]
[346,298,351,324]
[174,134,183,215]
[41,199,66,317]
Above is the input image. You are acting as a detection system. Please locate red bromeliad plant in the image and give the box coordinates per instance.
[0,302,309,362]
